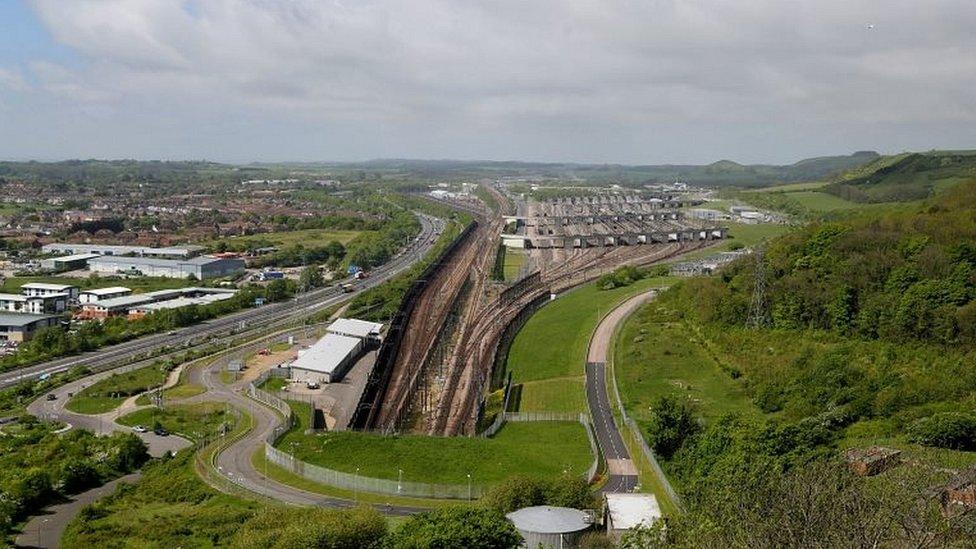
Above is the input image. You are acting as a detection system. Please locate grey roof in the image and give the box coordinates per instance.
[506,506,591,534]
[290,334,361,375]
[80,286,132,296]
[89,255,242,267]
[0,312,58,327]
[41,243,204,255]
[44,253,101,262]
[327,318,384,339]
[21,282,78,291]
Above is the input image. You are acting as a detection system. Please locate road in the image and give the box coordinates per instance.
[26,366,192,457]
[199,358,421,515]
[585,290,659,494]
[1,214,442,390]
[14,473,141,549]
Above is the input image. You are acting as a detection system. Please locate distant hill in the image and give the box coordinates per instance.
[825,150,976,203]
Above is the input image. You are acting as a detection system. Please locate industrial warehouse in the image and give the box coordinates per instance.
[76,287,239,320]
[36,243,245,279]
[288,318,383,384]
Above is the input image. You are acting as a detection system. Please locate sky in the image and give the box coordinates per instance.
[0,0,975,165]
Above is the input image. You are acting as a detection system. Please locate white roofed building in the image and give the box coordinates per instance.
[289,333,363,384]
[604,493,662,541]
[21,282,79,300]
[78,287,132,304]
[326,318,383,340]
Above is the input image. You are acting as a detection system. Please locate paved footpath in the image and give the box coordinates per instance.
[15,473,141,549]
[585,290,659,493]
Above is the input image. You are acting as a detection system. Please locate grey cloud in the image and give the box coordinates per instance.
[3,0,976,163]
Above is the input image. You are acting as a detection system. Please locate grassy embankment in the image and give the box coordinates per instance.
[505,276,677,414]
[66,366,168,414]
[274,400,592,485]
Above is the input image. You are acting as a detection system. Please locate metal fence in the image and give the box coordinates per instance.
[606,345,684,511]
[265,443,485,500]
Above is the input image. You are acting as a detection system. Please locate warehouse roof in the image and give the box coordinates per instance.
[41,243,205,256]
[327,318,383,339]
[90,289,184,309]
[21,282,77,291]
[506,506,591,534]
[0,312,58,327]
[80,286,132,296]
[88,255,236,267]
[605,493,661,531]
[45,253,100,263]
[290,334,361,375]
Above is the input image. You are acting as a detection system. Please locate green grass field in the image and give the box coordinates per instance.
[276,410,592,484]
[134,382,206,405]
[205,228,364,250]
[613,319,757,425]
[506,276,676,386]
[516,378,587,413]
[786,191,864,211]
[66,366,169,414]
[118,402,236,441]
[502,248,526,282]
[259,377,288,392]
[675,223,792,262]
[747,181,830,193]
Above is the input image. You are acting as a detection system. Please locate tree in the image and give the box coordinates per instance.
[646,395,700,459]
[299,266,324,291]
[388,507,522,549]
[110,433,150,472]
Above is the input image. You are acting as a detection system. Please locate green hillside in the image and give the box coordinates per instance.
[617,181,976,544]
[825,150,976,203]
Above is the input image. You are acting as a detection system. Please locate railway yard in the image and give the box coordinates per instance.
[366,186,727,436]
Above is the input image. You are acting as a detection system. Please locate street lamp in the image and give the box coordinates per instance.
[397,469,403,493]
[467,473,472,501]
[355,467,360,502]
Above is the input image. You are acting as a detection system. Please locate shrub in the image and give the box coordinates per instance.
[388,507,522,549]
[645,395,700,459]
[907,412,976,450]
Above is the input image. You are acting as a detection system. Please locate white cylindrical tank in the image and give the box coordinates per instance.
[506,506,591,549]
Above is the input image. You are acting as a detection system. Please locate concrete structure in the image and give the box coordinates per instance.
[78,286,132,304]
[326,318,383,340]
[844,447,902,477]
[21,282,80,301]
[40,252,100,272]
[41,243,204,259]
[0,312,60,342]
[0,292,68,315]
[289,333,363,384]
[88,255,245,279]
[506,506,591,549]
[604,493,662,542]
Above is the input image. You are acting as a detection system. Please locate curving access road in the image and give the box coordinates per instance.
[585,290,659,494]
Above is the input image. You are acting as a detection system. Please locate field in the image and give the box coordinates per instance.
[117,402,236,441]
[747,181,829,193]
[506,276,676,391]
[502,248,526,282]
[0,275,196,295]
[276,410,593,484]
[613,318,757,425]
[515,378,587,413]
[66,366,168,414]
[205,228,364,249]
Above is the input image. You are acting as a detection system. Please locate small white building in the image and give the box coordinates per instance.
[289,333,363,384]
[604,493,662,542]
[0,292,68,315]
[78,286,132,304]
[21,282,79,301]
[326,318,383,340]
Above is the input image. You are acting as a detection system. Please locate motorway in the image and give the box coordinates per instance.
[585,291,660,494]
[1,214,442,390]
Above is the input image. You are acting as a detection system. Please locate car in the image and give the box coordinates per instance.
[132,425,148,433]
[166,330,179,336]
[46,393,57,401]
[153,427,169,436]
[306,381,320,390]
